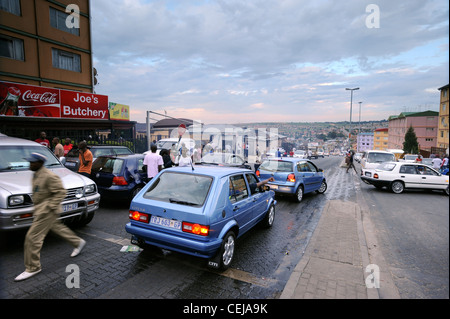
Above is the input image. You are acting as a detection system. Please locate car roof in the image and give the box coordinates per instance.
[162,166,253,177]
[90,145,131,148]
[263,157,309,163]
[0,135,42,146]
[96,154,144,159]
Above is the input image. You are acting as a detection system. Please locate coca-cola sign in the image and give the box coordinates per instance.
[0,81,110,119]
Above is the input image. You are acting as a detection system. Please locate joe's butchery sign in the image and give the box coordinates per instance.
[0,81,108,120]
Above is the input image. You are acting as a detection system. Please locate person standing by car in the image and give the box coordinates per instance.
[346,151,357,174]
[77,141,93,178]
[178,146,193,167]
[35,131,50,148]
[143,143,163,181]
[432,155,442,170]
[52,137,64,158]
[14,153,86,282]
[441,155,449,172]
[63,138,73,156]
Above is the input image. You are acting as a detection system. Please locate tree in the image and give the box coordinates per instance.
[403,126,419,154]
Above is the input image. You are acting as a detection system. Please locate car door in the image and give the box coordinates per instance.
[417,165,446,190]
[306,161,323,191]
[229,174,254,234]
[245,173,267,221]
[398,164,422,188]
[297,161,315,193]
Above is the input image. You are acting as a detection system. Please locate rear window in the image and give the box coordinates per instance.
[259,160,293,172]
[377,163,396,171]
[143,172,213,207]
[367,152,395,163]
[91,157,124,174]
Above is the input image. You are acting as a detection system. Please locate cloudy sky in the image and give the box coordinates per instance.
[90,0,449,125]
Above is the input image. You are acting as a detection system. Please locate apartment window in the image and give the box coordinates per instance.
[49,7,80,36]
[0,35,24,61]
[425,138,433,142]
[0,0,21,15]
[52,48,81,72]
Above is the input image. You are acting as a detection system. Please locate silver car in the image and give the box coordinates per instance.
[0,134,100,231]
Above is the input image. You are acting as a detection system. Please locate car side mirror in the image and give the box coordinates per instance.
[318,168,323,172]
[264,185,270,191]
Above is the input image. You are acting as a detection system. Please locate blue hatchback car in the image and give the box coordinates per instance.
[257,158,327,202]
[125,166,276,270]
[90,154,147,202]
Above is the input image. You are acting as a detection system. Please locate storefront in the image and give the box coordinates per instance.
[0,81,137,150]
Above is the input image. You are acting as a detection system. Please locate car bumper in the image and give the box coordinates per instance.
[125,222,223,259]
[360,176,391,188]
[0,193,100,231]
[267,183,296,194]
[98,185,135,201]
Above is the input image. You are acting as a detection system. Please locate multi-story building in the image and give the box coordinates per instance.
[373,128,388,151]
[356,132,374,152]
[387,111,439,152]
[437,84,449,151]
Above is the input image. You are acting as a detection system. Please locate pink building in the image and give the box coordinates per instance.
[388,110,439,152]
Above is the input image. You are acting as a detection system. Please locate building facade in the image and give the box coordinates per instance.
[437,84,449,151]
[356,132,374,152]
[387,111,439,152]
[373,128,388,151]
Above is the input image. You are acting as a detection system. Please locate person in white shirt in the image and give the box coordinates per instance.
[431,156,442,170]
[143,144,163,181]
[178,146,192,167]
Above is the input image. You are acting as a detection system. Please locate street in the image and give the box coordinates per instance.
[1,156,448,299]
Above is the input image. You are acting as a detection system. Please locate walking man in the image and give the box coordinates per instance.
[15,153,86,282]
[346,151,357,174]
[52,137,64,158]
[143,144,163,182]
[77,141,93,178]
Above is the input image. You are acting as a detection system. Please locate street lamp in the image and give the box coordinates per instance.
[358,101,363,134]
[346,87,359,149]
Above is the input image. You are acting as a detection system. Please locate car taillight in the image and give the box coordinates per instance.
[113,176,128,185]
[129,210,149,223]
[256,170,260,177]
[182,222,209,236]
[287,173,295,182]
[373,173,379,179]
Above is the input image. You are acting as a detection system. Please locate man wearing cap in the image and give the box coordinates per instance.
[15,153,86,282]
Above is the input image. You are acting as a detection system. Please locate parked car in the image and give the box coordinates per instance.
[361,162,449,195]
[360,150,396,171]
[64,145,134,171]
[146,138,196,155]
[399,154,419,163]
[0,134,100,231]
[200,153,253,170]
[421,158,433,166]
[125,166,276,270]
[354,153,363,163]
[90,154,147,202]
[256,158,327,202]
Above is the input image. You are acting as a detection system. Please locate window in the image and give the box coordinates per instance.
[0,0,21,15]
[297,162,311,172]
[245,173,259,195]
[0,35,24,61]
[229,175,248,203]
[49,7,80,36]
[52,48,81,72]
[399,165,416,174]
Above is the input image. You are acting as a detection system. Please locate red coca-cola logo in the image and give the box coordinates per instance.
[22,90,58,104]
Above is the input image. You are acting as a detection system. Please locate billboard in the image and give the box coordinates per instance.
[108,102,130,121]
[0,81,108,120]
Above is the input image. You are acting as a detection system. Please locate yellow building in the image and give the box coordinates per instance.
[437,84,449,151]
[373,128,388,150]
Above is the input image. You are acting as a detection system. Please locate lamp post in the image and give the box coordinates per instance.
[346,87,359,149]
[358,101,362,134]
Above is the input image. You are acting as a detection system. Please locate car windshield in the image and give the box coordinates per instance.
[377,163,396,171]
[404,155,417,160]
[143,172,213,207]
[157,141,176,149]
[259,160,293,172]
[202,153,244,165]
[367,153,395,163]
[0,145,61,171]
[92,157,124,174]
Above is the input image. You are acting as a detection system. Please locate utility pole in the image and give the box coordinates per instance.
[346,87,360,150]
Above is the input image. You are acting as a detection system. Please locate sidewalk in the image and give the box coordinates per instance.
[280,198,379,299]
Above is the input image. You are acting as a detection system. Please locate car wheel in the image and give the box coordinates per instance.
[390,181,404,194]
[219,231,236,271]
[445,186,449,196]
[262,205,275,228]
[295,185,304,202]
[316,180,327,194]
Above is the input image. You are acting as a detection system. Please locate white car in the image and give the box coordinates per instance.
[361,162,449,195]
[293,150,307,159]
[399,154,419,163]
[360,150,396,170]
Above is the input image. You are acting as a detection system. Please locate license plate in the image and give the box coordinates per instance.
[365,172,371,177]
[270,185,278,190]
[66,162,76,167]
[150,216,182,230]
[63,203,78,212]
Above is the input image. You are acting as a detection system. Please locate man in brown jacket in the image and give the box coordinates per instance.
[14,152,86,282]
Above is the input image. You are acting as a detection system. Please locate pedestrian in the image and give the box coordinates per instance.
[143,144,163,181]
[178,146,193,167]
[14,153,86,282]
[431,155,442,170]
[52,137,64,158]
[160,149,174,168]
[77,141,93,178]
[35,131,50,148]
[415,155,422,163]
[63,138,73,156]
[346,151,357,173]
[441,155,449,171]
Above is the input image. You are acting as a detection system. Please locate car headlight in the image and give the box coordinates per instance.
[9,195,25,206]
[84,184,96,194]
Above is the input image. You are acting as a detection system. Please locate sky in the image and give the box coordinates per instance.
[90,0,449,125]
